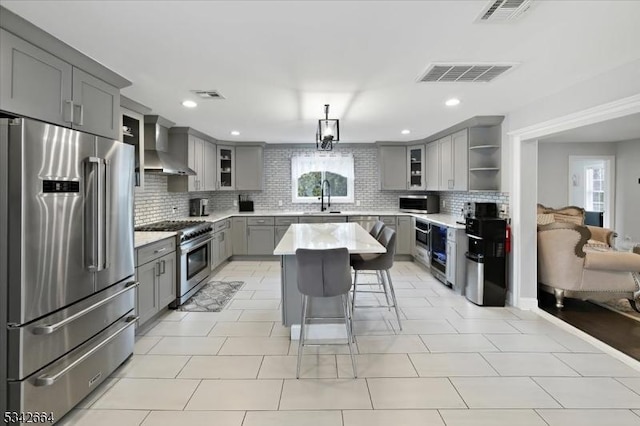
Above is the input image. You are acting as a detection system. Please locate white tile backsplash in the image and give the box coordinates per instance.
[134,145,509,226]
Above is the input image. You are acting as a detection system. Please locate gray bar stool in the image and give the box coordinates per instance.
[351,227,402,330]
[295,247,357,378]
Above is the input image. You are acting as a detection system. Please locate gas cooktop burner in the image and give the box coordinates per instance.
[135,220,206,232]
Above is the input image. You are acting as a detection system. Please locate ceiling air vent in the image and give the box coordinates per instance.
[477,0,534,22]
[418,63,517,83]
[191,90,225,100]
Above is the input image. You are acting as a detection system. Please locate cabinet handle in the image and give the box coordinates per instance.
[153,247,167,254]
[449,179,454,189]
[155,262,161,276]
[63,100,74,123]
[161,260,166,274]
[73,104,84,126]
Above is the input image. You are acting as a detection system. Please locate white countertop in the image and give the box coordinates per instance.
[134,231,176,249]
[173,210,466,229]
[273,223,386,255]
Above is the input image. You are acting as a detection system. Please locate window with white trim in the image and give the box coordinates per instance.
[585,166,605,212]
[291,153,354,203]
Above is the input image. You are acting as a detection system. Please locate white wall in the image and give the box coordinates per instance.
[615,139,640,241]
[537,142,616,207]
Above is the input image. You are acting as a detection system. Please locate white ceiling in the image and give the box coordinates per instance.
[540,113,640,144]
[3,0,640,143]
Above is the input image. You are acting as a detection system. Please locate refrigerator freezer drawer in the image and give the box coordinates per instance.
[8,314,136,425]
[8,278,137,380]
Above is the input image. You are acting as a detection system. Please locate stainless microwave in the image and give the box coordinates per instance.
[399,195,440,214]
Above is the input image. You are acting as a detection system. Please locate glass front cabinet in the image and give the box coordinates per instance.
[217,145,235,190]
[407,144,426,190]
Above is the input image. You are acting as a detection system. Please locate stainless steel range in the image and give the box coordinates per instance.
[135,220,214,307]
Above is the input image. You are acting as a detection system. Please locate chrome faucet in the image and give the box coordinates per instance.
[319,179,331,212]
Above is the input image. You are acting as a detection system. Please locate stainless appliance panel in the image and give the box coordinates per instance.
[175,236,212,306]
[465,255,484,305]
[8,314,136,423]
[95,137,135,292]
[7,119,97,325]
[7,279,137,380]
[399,195,439,214]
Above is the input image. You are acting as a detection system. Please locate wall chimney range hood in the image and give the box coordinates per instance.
[143,115,196,175]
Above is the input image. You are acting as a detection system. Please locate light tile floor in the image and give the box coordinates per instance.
[60,261,640,425]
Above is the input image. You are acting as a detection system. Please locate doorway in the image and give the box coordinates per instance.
[568,155,615,228]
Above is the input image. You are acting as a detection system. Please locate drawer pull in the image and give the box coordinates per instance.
[31,281,138,335]
[154,247,167,254]
[34,316,138,387]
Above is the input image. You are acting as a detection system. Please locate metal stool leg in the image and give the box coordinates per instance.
[377,270,391,309]
[351,270,358,315]
[296,295,308,379]
[384,269,402,331]
[342,294,357,378]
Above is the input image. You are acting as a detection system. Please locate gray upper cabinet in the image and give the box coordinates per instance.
[426,142,440,191]
[168,128,216,192]
[379,145,407,190]
[235,145,264,191]
[451,129,468,191]
[71,67,119,139]
[439,135,453,190]
[0,29,72,127]
[203,141,217,191]
[407,144,426,190]
[0,29,120,139]
[217,145,235,190]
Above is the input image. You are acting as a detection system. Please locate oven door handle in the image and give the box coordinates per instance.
[180,236,213,254]
[415,228,430,234]
[467,234,483,240]
[31,281,138,335]
[34,316,138,387]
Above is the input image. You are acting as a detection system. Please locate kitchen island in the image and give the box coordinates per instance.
[274,223,385,339]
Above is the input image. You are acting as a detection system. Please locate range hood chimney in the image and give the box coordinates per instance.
[143,115,196,176]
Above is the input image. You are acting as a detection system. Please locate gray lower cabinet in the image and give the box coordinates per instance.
[0,29,120,139]
[248,226,275,255]
[135,239,176,327]
[446,228,468,294]
[397,216,412,255]
[275,226,289,246]
[232,217,248,255]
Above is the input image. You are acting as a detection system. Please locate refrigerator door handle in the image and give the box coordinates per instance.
[85,157,101,271]
[31,281,139,335]
[103,158,111,270]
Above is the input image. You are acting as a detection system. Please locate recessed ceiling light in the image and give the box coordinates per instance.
[401,129,411,135]
[182,100,197,108]
[445,98,461,107]
[230,131,240,136]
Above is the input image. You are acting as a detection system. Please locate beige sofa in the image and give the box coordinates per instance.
[537,204,616,247]
[537,222,640,310]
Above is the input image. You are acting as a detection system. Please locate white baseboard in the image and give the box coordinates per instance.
[290,324,348,341]
[516,297,539,310]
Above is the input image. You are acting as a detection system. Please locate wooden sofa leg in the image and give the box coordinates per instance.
[554,289,565,309]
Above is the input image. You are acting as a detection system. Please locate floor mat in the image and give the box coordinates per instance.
[178,281,244,312]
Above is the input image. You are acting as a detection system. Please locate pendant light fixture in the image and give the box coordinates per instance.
[316,104,339,151]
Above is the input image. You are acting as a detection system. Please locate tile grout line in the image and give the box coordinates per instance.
[180,379,203,411]
[529,376,566,409]
[446,377,469,409]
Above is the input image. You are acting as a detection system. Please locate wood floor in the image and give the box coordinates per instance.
[539,291,640,361]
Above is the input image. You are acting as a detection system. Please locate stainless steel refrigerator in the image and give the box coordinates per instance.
[0,117,138,424]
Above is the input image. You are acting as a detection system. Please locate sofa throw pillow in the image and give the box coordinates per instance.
[537,213,555,225]
[554,213,583,225]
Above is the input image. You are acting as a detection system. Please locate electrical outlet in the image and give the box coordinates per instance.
[172,206,178,213]
[278,200,283,206]
[233,200,238,207]
[442,200,447,208]
[501,204,509,216]
[356,200,361,207]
